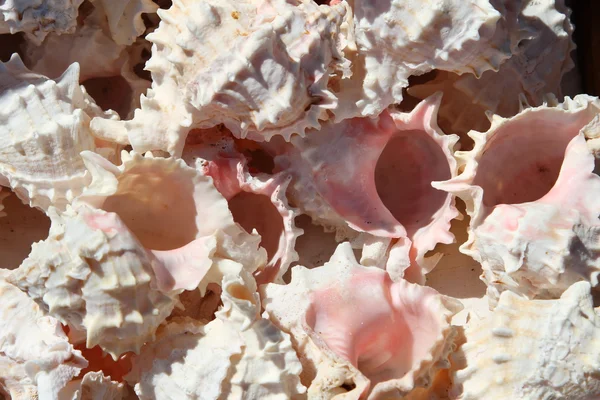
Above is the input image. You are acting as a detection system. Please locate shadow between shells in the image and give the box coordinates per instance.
[0,0,599,399]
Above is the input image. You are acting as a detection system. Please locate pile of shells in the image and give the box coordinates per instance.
[0,0,598,399]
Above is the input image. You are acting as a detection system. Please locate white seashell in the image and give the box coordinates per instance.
[279,95,459,281]
[331,0,527,121]
[435,95,600,305]
[76,150,268,294]
[182,127,303,284]
[0,54,120,212]
[0,0,83,45]
[60,371,132,400]
[408,0,575,138]
[261,242,462,399]
[90,0,350,156]
[7,206,180,358]
[125,273,306,399]
[90,0,158,46]
[0,276,87,400]
[451,281,600,399]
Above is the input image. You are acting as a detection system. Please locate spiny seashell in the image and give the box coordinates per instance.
[435,95,600,305]
[183,127,303,284]
[0,0,83,45]
[0,276,87,400]
[76,150,268,294]
[90,0,350,156]
[7,206,180,358]
[451,281,600,399]
[125,274,306,399]
[409,0,575,137]
[60,371,133,400]
[90,0,158,46]
[331,0,527,121]
[261,242,462,399]
[0,54,120,212]
[279,95,459,281]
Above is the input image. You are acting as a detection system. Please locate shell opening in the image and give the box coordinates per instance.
[228,191,284,265]
[375,130,451,236]
[100,167,200,251]
[473,114,586,207]
[83,76,133,119]
[0,33,24,62]
[74,344,133,383]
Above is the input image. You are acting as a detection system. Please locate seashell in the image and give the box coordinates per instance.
[278,95,459,281]
[435,95,600,305]
[408,0,575,138]
[7,206,180,358]
[22,2,152,119]
[451,281,600,399]
[0,187,9,217]
[261,242,463,399]
[90,0,158,46]
[0,54,120,212]
[76,150,268,294]
[0,0,83,45]
[125,273,306,399]
[90,0,350,156]
[182,127,303,284]
[0,276,88,400]
[60,371,132,400]
[331,0,527,121]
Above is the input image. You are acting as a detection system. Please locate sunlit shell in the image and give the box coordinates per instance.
[0,0,83,45]
[435,95,600,305]
[261,242,462,399]
[90,0,350,156]
[331,0,527,121]
[183,127,303,284]
[76,150,268,294]
[279,95,459,281]
[7,206,179,358]
[125,274,306,399]
[409,0,575,138]
[0,54,120,212]
[0,276,87,400]
[451,281,600,399]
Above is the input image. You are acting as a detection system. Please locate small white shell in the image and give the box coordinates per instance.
[60,371,132,400]
[0,276,87,400]
[0,0,83,45]
[125,274,306,399]
[451,281,600,399]
[0,54,119,212]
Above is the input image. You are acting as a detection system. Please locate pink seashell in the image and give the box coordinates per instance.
[435,95,600,305]
[183,127,303,284]
[280,95,459,281]
[261,242,462,399]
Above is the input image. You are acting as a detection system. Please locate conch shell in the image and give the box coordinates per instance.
[451,281,600,399]
[435,95,600,305]
[261,242,462,399]
[125,274,306,399]
[90,0,350,156]
[0,275,87,400]
[0,54,119,212]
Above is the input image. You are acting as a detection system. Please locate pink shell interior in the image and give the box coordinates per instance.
[305,268,444,386]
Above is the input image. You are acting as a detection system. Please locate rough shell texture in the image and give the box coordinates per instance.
[91,0,158,45]
[0,54,119,212]
[331,0,526,121]
[7,206,179,359]
[60,371,132,400]
[76,150,268,294]
[0,0,84,45]
[182,127,303,284]
[261,242,462,399]
[451,281,600,399]
[125,274,306,399]
[409,0,575,137]
[0,276,87,400]
[279,95,459,281]
[435,95,600,305]
[90,0,350,156]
